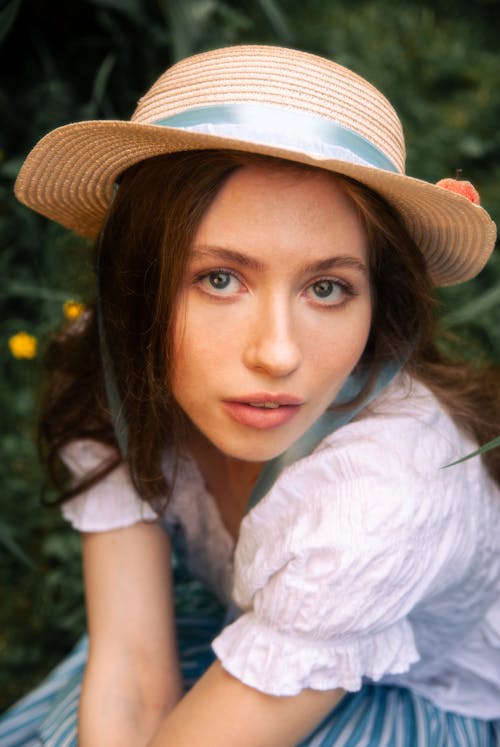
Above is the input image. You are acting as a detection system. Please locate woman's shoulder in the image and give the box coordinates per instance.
[60,439,158,531]
[314,372,477,476]
[220,378,500,705]
[286,373,474,486]
[59,440,206,533]
[238,373,496,561]
[59,438,117,476]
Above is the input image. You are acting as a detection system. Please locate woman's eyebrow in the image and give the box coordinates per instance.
[307,256,368,275]
[191,245,368,275]
[191,246,264,270]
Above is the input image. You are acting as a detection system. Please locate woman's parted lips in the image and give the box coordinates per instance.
[221,394,304,429]
[223,393,304,407]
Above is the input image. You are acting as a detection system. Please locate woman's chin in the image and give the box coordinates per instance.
[207,434,298,464]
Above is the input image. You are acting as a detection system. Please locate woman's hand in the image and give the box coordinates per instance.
[147,660,344,747]
[79,521,182,747]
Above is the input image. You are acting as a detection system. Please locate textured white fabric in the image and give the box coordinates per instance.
[60,375,500,717]
[60,441,157,528]
[213,377,500,715]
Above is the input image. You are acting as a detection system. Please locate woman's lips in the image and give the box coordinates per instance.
[222,396,303,429]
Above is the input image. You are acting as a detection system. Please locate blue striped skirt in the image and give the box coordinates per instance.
[1,584,499,747]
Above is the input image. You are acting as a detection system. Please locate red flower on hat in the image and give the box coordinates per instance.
[436,171,480,205]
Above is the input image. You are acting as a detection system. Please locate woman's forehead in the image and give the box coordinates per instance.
[191,164,369,267]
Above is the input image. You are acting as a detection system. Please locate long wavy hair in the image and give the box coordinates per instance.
[39,150,500,505]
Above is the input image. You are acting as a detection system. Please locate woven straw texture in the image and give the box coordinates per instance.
[14,45,496,286]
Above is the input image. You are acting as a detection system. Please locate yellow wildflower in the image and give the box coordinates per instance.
[63,300,85,320]
[8,331,38,359]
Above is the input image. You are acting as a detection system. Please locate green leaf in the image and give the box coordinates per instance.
[443,283,500,327]
[1,282,76,303]
[0,522,35,568]
[0,0,22,46]
[254,0,293,41]
[84,0,145,23]
[443,436,500,468]
[91,54,117,109]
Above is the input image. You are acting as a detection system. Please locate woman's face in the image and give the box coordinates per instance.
[172,165,372,462]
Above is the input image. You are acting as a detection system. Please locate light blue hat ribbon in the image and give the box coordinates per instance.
[153,103,399,174]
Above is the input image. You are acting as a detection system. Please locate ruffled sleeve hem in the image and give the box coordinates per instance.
[212,612,420,696]
[61,479,157,531]
[60,440,157,531]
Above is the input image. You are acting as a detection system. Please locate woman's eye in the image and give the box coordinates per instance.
[198,270,241,295]
[306,279,347,305]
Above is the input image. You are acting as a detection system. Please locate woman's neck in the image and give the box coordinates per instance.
[188,428,263,540]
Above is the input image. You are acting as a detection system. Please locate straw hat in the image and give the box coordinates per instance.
[15,44,496,286]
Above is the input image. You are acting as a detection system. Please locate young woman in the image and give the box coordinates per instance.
[2,45,499,746]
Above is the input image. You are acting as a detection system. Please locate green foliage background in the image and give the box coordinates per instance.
[1,0,499,710]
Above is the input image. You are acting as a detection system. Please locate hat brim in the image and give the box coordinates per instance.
[15,119,496,286]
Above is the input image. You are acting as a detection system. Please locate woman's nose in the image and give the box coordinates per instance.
[243,300,302,378]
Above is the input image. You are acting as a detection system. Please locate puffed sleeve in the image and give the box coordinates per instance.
[212,407,476,696]
[60,440,157,531]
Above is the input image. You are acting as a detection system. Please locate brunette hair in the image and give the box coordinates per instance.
[39,150,500,506]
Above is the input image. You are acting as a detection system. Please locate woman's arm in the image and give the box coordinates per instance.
[148,661,344,747]
[79,521,182,747]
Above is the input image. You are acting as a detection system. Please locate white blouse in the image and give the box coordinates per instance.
[61,375,500,719]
